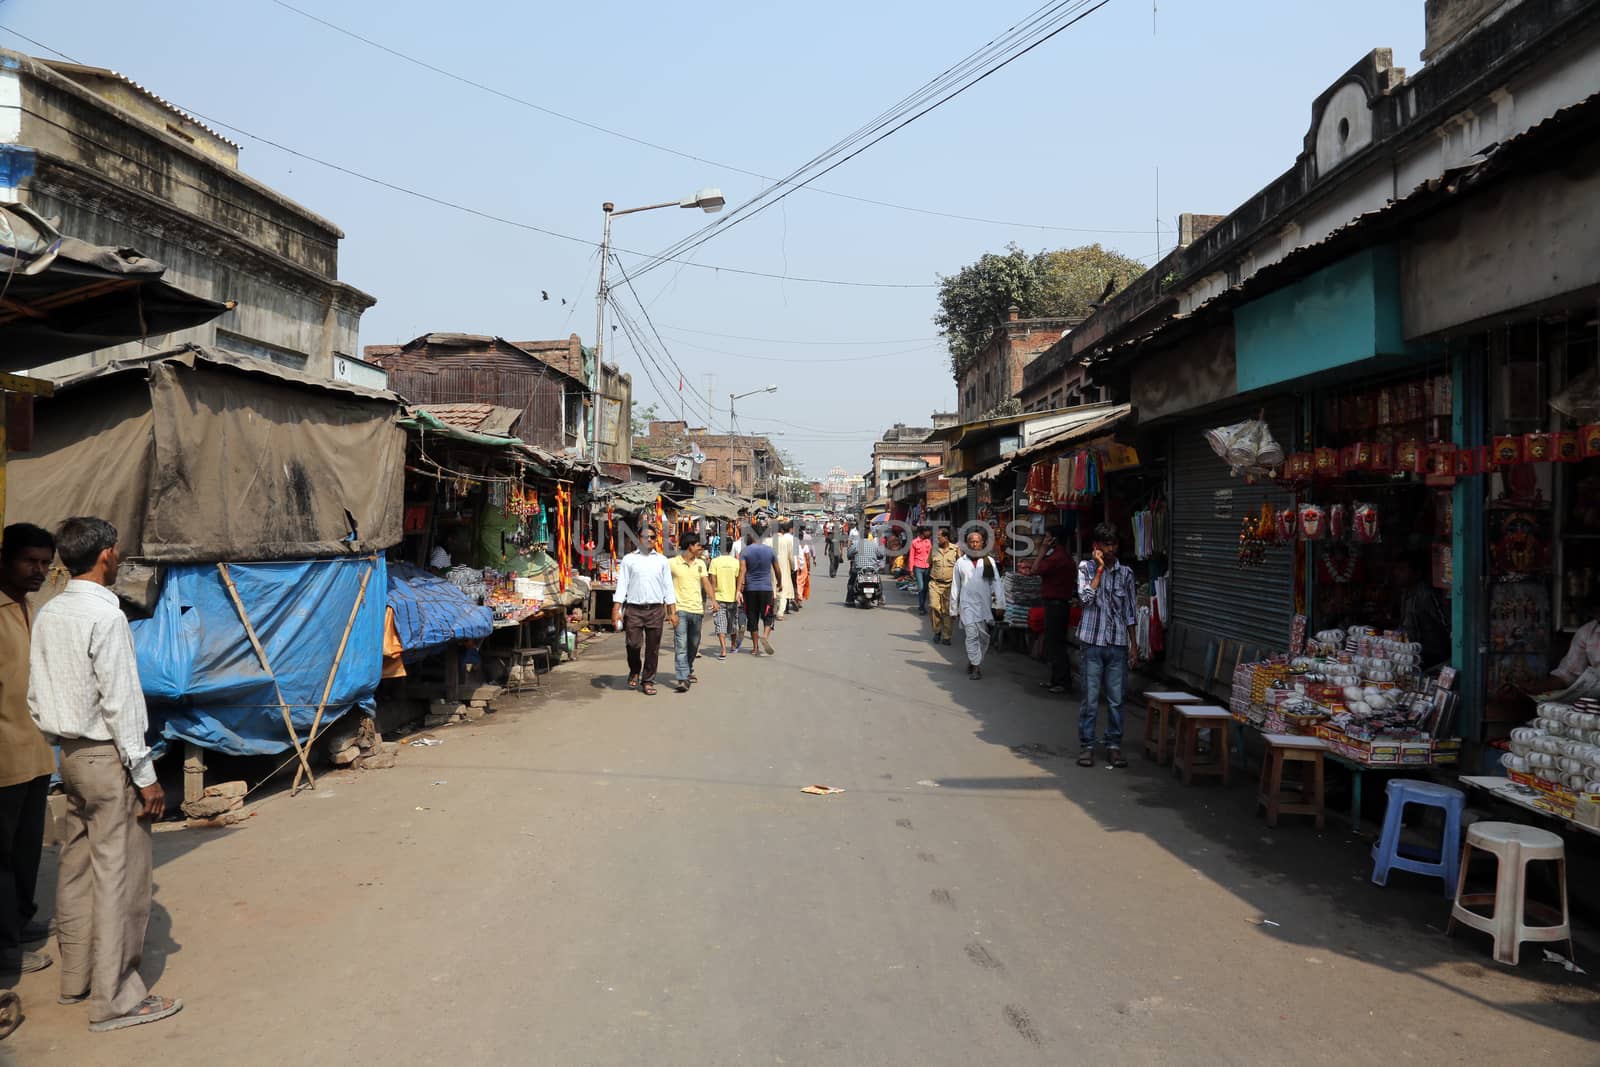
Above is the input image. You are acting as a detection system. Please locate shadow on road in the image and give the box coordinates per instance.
[867,580,1600,1041]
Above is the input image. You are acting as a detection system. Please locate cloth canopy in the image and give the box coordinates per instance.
[0,202,230,367]
[386,562,494,657]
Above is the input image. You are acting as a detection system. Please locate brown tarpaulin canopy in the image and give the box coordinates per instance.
[4,345,405,561]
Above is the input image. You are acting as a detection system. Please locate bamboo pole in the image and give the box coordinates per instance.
[216,562,316,787]
[292,559,374,795]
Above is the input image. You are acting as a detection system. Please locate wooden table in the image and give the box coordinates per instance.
[1459,775,1600,839]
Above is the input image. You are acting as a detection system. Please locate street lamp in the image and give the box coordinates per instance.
[592,188,726,458]
[728,385,778,494]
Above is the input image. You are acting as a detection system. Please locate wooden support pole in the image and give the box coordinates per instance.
[292,559,374,795]
[183,742,206,808]
[216,562,316,787]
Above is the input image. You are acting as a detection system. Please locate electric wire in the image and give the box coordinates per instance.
[265,0,1169,238]
[0,24,938,290]
[631,0,1114,278]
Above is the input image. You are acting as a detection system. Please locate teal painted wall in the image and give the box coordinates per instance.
[1234,246,1408,393]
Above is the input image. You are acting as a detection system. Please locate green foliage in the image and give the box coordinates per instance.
[629,402,660,439]
[935,243,1148,376]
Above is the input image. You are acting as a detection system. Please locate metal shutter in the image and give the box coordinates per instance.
[1168,400,1298,678]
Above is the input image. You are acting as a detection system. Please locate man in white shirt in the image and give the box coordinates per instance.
[612,518,677,695]
[29,517,181,1033]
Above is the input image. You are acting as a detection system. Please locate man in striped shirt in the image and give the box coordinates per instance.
[1076,522,1139,770]
[29,517,181,1032]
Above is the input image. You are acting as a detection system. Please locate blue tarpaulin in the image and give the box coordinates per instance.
[386,561,494,657]
[131,557,385,756]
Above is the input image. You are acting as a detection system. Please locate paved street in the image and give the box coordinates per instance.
[6,572,1599,1065]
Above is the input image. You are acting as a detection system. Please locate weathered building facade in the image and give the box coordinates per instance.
[956,308,1076,422]
[366,334,586,454]
[0,52,374,377]
[633,420,783,498]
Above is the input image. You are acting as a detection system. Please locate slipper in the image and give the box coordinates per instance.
[640,682,657,696]
[626,674,639,689]
[674,682,689,694]
[761,636,775,655]
[88,995,182,1033]
[689,673,699,683]
[1107,748,1128,769]
[59,990,89,1006]
[1077,751,1096,768]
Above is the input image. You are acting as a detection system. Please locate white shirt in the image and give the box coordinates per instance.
[614,549,674,606]
[1555,620,1600,684]
[28,579,155,788]
[950,556,1008,627]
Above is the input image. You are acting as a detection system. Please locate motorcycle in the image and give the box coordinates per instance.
[851,567,883,609]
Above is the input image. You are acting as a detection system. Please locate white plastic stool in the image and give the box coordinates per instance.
[1446,821,1573,967]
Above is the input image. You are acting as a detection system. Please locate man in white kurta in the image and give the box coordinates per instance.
[950,543,1007,676]
[773,522,797,617]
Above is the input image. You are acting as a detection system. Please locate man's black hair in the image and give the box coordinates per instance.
[679,531,701,550]
[1092,522,1119,546]
[1,523,54,566]
[55,516,118,577]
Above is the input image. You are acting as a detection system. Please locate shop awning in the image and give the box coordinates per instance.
[0,202,232,369]
[1008,404,1132,465]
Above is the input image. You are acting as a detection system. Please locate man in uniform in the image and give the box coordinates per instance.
[926,527,961,645]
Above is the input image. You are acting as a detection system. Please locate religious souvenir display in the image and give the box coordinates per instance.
[1298,502,1326,541]
[1489,582,1550,653]
[1488,508,1551,576]
[1352,502,1380,544]
[1524,432,1554,462]
[1328,503,1347,541]
[1556,431,1581,462]
[1492,435,1525,466]
[1275,507,1298,544]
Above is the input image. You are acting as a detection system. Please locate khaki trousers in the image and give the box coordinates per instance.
[56,739,152,1023]
[929,580,954,640]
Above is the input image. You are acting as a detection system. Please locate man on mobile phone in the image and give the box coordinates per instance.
[1075,523,1139,770]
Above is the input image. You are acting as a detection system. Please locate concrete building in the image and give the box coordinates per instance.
[865,422,943,500]
[0,51,375,378]
[633,420,784,498]
[955,307,1078,422]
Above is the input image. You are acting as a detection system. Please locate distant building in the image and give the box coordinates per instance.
[1,51,375,378]
[633,421,783,498]
[956,306,1078,422]
[866,422,942,499]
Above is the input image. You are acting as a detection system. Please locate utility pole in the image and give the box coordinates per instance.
[592,203,614,461]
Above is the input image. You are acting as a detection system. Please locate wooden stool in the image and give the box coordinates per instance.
[1174,705,1232,785]
[1142,691,1201,765]
[1448,821,1573,966]
[507,646,550,693]
[1257,734,1327,828]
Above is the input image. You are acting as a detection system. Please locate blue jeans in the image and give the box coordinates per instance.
[914,567,929,612]
[674,612,702,682]
[1079,643,1127,749]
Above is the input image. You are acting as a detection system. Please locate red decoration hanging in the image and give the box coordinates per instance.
[1555,431,1581,463]
[1491,436,1524,466]
[1582,425,1600,458]
[1523,432,1554,463]
[1314,447,1340,478]
[1395,440,1426,474]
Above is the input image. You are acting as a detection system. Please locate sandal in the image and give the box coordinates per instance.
[626,674,639,689]
[640,681,657,696]
[88,994,183,1033]
[1077,750,1096,768]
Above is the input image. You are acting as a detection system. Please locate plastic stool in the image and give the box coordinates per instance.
[1369,779,1465,895]
[1448,821,1573,967]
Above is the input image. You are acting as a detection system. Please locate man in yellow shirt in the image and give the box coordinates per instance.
[668,533,716,693]
[707,548,742,658]
[0,523,61,975]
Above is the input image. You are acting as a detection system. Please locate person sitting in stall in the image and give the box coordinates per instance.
[1537,600,1600,695]
[1393,554,1451,670]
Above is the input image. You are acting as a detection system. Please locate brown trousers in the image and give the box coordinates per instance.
[929,580,955,640]
[56,739,153,1022]
[623,603,667,683]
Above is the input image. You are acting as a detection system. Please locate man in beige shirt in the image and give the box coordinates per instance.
[0,523,59,976]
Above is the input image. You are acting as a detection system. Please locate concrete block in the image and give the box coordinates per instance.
[182,794,243,819]
[203,780,248,799]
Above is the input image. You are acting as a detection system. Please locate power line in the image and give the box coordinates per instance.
[659,325,940,346]
[654,334,940,364]
[632,0,1113,279]
[265,0,1169,238]
[0,24,938,290]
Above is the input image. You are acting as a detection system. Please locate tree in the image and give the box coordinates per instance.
[934,243,1148,377]
[629,402,660,439]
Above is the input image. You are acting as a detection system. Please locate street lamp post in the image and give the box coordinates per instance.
[592,188,726,460]
[728,385,778,494]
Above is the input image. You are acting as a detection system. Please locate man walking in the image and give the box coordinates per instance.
[669,533,715,693]
[738,534,780,657]
[1033,524,1076,694]
[1076,522,1139,770]
[707,545,742,657]
[773,520,797,618]
[908,526,933,615]
[0,523,59,977]
[927,527,960,645]
[826,519,844,578]
[613,518,676,696]
[29,517,182,1031]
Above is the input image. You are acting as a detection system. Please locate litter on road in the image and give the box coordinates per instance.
[801,785,845,796]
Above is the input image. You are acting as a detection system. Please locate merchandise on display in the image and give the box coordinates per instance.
[1501,697,1600,818]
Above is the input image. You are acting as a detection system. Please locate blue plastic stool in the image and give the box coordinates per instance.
[1370,780,1466,896]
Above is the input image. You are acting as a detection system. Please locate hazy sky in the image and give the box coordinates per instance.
[3,1,1424,476]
